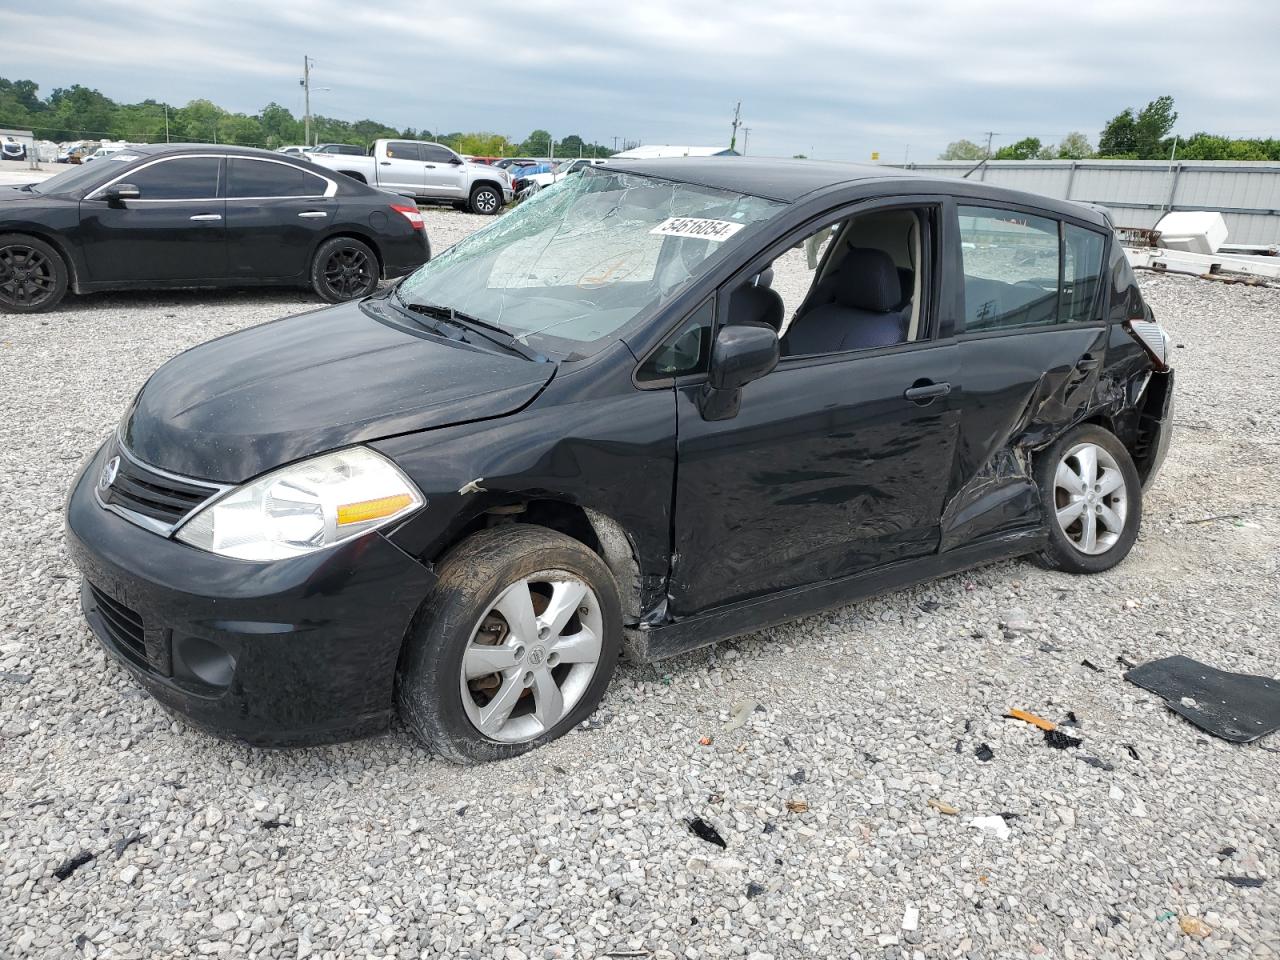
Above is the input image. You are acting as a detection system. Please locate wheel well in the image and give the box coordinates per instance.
[317,232,384,277]
[471,179,502,197]
[3,229,79,292]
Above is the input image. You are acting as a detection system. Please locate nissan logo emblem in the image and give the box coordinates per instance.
[99,456,120,493]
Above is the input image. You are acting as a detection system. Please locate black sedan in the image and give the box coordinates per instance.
[0,144,430,312]
[66,158,1174,762]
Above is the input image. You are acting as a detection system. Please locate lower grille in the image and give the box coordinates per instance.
[88,583,146,664]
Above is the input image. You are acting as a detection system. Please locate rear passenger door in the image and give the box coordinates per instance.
[223,157,337,281]
[945,202,1110,549]
[378,141,427,194]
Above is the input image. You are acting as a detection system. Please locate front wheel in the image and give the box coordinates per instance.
[469,184,502,215]
[0,234,69,313]
[310,236,379,303]
[397,525,622,763]
[1034,424,1142,573]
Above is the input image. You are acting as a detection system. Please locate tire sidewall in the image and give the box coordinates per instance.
[397,527,622,763]
[470,185,501,215]
[0,233,69,313]
[1036,424,1143,574]
[310,236,378,303]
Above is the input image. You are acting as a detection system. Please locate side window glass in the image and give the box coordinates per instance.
[227,159,327,198]
[637,300,714,382]
[1062,224,1106,323]
[127,157,221,200]
[958,206,1060,331]
[421,145,454,163]
[386,142,423,162]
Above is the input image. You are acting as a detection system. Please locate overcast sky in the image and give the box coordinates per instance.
[2,0,1277,158]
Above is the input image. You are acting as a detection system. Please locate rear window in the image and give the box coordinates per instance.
[385,142,423,162]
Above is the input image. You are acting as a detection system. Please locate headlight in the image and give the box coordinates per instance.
[176,447,424,561]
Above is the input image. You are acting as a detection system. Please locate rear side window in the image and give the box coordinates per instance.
[126,157,221,200]
[227,159,328,198]
[958,206,1059,330]
[385,142,423,161]
[1062,223,1106,323]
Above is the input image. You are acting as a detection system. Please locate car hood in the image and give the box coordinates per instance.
[123,299,556,483]
[0,185,38,201]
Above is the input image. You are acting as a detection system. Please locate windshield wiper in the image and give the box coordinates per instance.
[396,293,547,362]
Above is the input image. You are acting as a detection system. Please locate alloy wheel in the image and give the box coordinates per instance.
[0,243,58,308]
[459,573,603,743]
[321,247,374,299]
[1053,442,1128,555]
[474,189,499,213]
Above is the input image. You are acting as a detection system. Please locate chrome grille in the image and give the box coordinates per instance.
[95,438,226,535]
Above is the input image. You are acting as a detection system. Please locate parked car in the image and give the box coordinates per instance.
[311,143,365,156]
[2,137,27,162]
[57,142,97,164]
[309,138,512,214]
[64,158,1173,762]
[275,145,312,156]
[516,157,608,196]
[0,144,429,313]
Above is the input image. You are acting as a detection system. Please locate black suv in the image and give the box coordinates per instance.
[66,158,1173,762]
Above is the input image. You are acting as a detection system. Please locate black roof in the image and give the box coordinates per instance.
[131,143,286,159]
[606,156,1110,227]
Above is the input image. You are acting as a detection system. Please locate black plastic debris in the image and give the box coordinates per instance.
[974,743,994,762]
[789,769,807,784]
[1044,729,1082,750]
[1079,755,1114,771]
[1125,655,1280,744]
[919,600,942,613]
[259,819,287,830]
[1124,744,1141,761]
[1117,655,1138,669]
[1217,846,1237,860]
[762,822,776,835]
[687,817,726,849]
[112,832,142,859]
[746,881,766,899]
[1219,876,1264,888]
[1063,711,1081,727]
[1081,659,1103,673]
[53,851,95,881]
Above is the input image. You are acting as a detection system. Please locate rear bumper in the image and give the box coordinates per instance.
[1137,368,1175,490]
[65,441,436,747]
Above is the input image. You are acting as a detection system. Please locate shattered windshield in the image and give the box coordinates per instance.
[396,169,784,357]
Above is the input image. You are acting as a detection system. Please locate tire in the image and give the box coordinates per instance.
[397,525,622,764]
[0,233,69,313]
[469,183,502,215]
[310,236,379,303]
[1034,424,1142,574]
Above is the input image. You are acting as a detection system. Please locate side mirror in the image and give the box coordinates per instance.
[104,183,140,206]
[699,322,779,421]
[449,156,463,165]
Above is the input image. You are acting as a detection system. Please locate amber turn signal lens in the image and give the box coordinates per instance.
[337,493,413,526]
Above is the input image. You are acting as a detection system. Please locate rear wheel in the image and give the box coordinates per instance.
[310,236,379,303]
[469,184,502,215]
[397,525,622,763]
[1034,424,1142,573]
[0,234,68,313]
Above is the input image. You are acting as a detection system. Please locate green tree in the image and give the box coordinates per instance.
[1099,96,1177,159]
[45,84,117,140]
[519,129,553,157]
[939,139,986,160]
[1055,131,1094,159]
[258,102,303,147]
[993,136,1043,160]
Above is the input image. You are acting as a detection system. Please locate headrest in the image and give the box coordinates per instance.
[728,282,785,332]
[832,247,901,313]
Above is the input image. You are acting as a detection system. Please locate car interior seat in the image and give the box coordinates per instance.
[781,247,908,355]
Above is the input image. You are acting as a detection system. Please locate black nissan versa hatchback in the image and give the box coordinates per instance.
[0,144,430,312]
[65,158,1174,762]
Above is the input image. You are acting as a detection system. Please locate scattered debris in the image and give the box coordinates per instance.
[788,769,807,784]
[456,806,468,816]
[927,798,959,816]
[1080,659,1103,673]
[456,478,486,495]
[1156,910,1176,923]
[1008,708,1056,731]
[1185,512,1243,525]
[1217,846,1237,860]
[785,799,809,814]
[762,822,776,835]
[1062,711,1081,727]
[1116,655,1138,670]
[698,736,713,746]
[746,881,766,899]
[969,815,1012,841]
[919,600,941,613]
[1124,744,1141,761]
[1126,655,1280,743]
[725,699,760,731]
[974,744,995,762]
[1079,755,1114,771]
[1044,729,1082,750]
[686,817,726,849]
[53,851,95,881]
[111,833,142,859]
[1179,915,1212,939]
[259,819,288,830]
[1219,875,1264,888]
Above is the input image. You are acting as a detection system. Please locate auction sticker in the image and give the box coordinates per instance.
[650,217,746,242]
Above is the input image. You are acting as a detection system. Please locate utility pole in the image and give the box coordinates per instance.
[164,105,170,143]
[301,56,314,147]
[612,135,619,153]
[742,127,752,155]
[729,101,742,153]
[982,131,998,158]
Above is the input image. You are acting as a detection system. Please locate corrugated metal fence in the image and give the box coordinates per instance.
[888,160,1280,246]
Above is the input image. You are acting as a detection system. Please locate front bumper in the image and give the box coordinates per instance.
[65,441,436,747]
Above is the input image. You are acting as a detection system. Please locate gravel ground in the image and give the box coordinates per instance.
[2,209,1278,959]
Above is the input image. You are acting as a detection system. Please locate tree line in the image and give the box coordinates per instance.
[940,96,1280,162]
[0,77,614,158]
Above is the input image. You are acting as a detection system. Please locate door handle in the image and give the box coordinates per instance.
[297,211,328,219]
[380,161,391,165]
[904,380,951,404]
[424,164,436,168]
[189,214,222,221]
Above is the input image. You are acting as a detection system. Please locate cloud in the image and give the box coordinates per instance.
[1,0,1277,158]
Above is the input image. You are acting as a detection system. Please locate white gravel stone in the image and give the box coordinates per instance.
[1,219,1278,958]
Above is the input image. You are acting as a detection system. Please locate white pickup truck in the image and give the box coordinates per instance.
[308,139,513,214]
